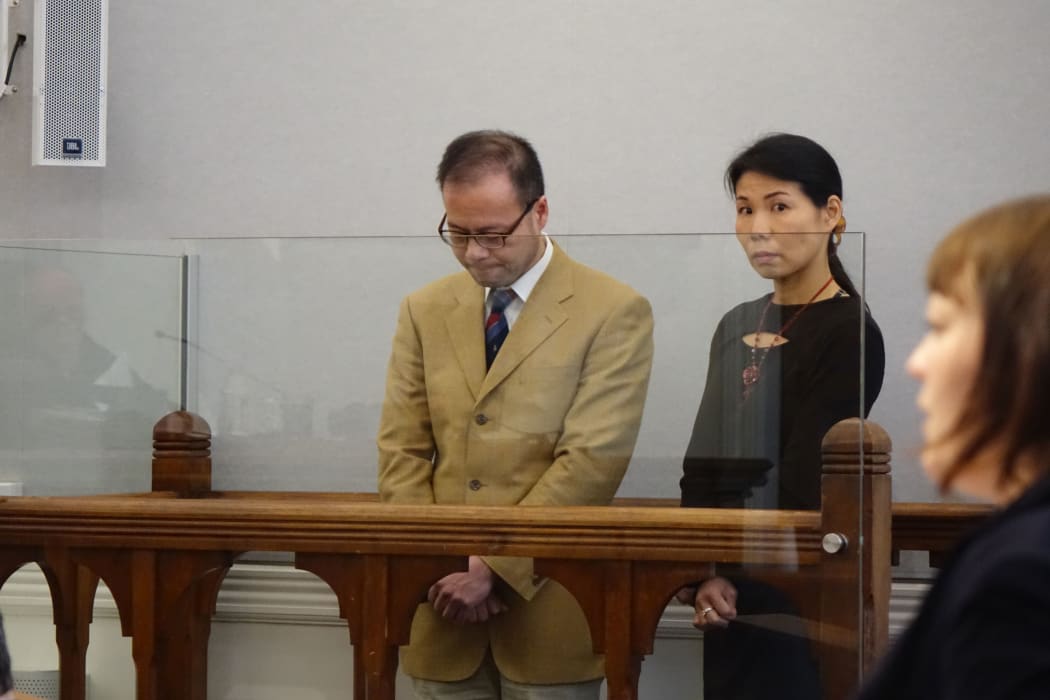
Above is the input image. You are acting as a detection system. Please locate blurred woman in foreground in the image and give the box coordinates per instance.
[859,194,1050,699]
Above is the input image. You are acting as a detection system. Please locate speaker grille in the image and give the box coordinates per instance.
[13,669,62,700]
[40,0,104,162]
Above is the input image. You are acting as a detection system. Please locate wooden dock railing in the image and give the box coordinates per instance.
[0,413,973,700]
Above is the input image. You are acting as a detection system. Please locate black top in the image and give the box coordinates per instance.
[0,613,11,694]
[857,473,1050,700]
[681,295,885,510]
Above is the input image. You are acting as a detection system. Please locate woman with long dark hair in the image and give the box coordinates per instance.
[681,132,884,512]
[679,134,886,700]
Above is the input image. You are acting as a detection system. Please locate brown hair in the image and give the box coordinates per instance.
[436,130,544,207]
[927,194,1050,489]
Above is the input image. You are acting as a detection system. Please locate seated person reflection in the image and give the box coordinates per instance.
[4,265,172,447]
[377,130,654,700]
[858,196,1050,700]
[678,134,886,700]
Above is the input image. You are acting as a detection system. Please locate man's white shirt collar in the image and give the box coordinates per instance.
[485,234,552,327]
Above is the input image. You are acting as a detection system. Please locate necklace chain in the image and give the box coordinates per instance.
[741,276,835,401]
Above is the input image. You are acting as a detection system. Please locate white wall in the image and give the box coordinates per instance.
[4,0,1050,499]
[4,0,1049,500]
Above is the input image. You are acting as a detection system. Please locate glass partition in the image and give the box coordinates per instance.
[0,243,183,495]
[168,233,869,503]
[0,232,873,698]
[0,233,872,497]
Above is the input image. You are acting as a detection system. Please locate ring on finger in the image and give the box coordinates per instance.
[701,606,715,618]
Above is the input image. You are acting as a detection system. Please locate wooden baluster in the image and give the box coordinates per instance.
[129,549,159,700]
[153,552,234,700]
[1,548,96,700]
[536,559,711,700]
[297,553,464,699]
[152,410,235,699]
[40,548,98,700]
[295,554,367,698]
[1,547,98,700]
[73,548,234,700]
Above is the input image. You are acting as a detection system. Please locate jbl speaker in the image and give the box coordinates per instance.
[32,0,109,167]
[1,0,10,91]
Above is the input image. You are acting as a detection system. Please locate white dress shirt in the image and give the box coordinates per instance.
[483,234,553,329]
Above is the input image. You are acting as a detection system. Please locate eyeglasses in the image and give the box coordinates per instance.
[438,198,539,249]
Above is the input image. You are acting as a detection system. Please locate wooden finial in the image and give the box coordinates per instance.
[822,418,892,475]
[152,411,212,495]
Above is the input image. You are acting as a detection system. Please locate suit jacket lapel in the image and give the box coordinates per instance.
[445,279,487,401]
[479,243,572,400]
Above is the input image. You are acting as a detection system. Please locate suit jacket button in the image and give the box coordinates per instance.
[475,414,488,425]
[469,479,483,491]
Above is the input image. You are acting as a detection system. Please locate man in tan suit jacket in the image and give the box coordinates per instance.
[377,130,654,699]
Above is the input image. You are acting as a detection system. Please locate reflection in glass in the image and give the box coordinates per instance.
[681,282,884,510]
[0,231,877,697]
[0,247,181,495]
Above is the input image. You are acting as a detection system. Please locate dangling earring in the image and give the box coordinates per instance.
[833,216,846,246]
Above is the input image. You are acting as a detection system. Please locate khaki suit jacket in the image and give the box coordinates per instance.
[377,242,654,684]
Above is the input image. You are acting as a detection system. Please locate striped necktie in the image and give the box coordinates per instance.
[485,288,516,369]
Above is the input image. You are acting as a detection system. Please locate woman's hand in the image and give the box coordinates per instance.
[689,576,738,629]
[674,584,698,606]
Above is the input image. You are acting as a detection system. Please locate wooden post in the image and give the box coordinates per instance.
[148,411,227,699]
[819,418,892,700]
[152,412,212,495]
[44,549,98,700]
[536,558,712,700]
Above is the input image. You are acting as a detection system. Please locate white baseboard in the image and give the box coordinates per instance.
[1,562,927,642]
[889,580,929,640]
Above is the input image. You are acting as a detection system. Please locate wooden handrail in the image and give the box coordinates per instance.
[891,501,992,567]
[610,498,994,566]
[94,489,992,568]
[0,496,822,564]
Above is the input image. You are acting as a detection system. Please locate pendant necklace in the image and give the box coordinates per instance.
[741,276,835,400]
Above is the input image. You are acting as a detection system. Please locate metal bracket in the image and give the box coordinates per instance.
[821,532,849,554]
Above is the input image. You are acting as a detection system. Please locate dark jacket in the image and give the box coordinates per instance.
[858,473,1050,699]
[0,612,12,694]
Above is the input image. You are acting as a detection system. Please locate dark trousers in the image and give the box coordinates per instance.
[703,578,821,700]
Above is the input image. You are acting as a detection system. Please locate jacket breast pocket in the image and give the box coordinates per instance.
[499,366,578,435]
